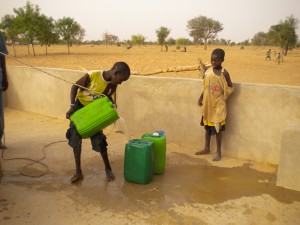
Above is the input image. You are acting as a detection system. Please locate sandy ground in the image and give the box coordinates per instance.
[2,45,300,224]
[1,109,300,225]
[5,44,300,86]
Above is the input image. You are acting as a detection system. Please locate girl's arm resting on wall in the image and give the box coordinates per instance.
[223,70,233,87]
[198,92,203,107]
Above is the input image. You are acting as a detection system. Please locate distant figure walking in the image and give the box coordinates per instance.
[164,44,168,52]
[266,49,271,60]
[277,53,282,65]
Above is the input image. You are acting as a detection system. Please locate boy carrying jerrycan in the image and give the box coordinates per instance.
[66,62,130,184]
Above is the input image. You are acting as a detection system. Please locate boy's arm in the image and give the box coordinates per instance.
[66,73,90,119]
[223,70,233,87]
[70,73,90,102]
[108,86,117,104]
[103,84,117,104]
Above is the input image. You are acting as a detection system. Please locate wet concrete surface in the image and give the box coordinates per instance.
[1,109,300,225]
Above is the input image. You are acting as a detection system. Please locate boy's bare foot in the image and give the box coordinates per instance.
[70,173,84,183]
[105,169,115,181]
[212,154,221,161]
[195,150,210,155]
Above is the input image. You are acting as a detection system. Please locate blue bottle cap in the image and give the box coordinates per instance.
[155,130,165,136]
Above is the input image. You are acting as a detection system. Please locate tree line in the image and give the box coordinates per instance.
[251,15,299,55]
[0,1,299,56]
[0,1,84,55]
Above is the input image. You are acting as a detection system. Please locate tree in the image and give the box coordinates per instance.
[73,28,85,46]
[251,32,268,46]
[102,31,119,47]
[166,37,176,45]
[1,1,86,55]
[131,34,146,46]
[176,38,190,46]
[220,38,228,45]
[13,1,42,56]
[103,31,110,48]
[268,15,299,56]
[176,38,191,52]
[187,15,223,50]
[123,39,132,49]
[56,17,83,54]
[1,1,60,56]
[0,14,18,56]
[36,15,59,54]
[156,26,170,51]
[239,39,250,46]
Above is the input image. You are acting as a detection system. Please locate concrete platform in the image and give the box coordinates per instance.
[1,109,300,225]
[277,122,300,191]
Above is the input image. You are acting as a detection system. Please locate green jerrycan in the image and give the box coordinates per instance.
[142,131,166,175]
[70,96,119,138]
[124,139,154,184]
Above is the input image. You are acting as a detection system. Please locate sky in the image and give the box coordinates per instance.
[1,0,300,43]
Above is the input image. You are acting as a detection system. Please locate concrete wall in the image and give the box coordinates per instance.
[6,66,83,119]
[6,66,300,166]
[116,76,300,166]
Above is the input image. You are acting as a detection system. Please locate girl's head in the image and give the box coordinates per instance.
[211,48,225,69]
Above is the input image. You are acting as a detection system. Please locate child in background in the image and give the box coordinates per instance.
[66,62,130,183]
[277,52,282,64]
[266,49,271,60]
[195,49,234,161]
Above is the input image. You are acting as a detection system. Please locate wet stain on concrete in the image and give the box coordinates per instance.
[65,153,300,213]
[2,152,300,214]
[0,199,17,221]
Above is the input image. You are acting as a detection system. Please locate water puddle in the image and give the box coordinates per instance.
[2,151,300,213]
[67,153,300,212]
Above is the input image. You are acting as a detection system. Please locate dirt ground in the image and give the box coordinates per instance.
[2,45,300,224]
[5,44,300,86]
[1,109,300,225]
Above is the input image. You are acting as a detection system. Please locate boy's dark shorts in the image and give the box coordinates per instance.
[66,99,108,153]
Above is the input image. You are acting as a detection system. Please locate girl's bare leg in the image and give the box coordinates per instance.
[213,132,222,161]
[195,130,211,155]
